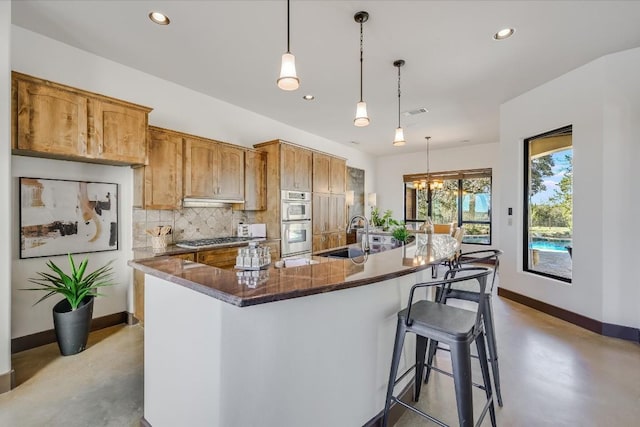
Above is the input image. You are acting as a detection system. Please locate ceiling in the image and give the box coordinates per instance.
[11,1,640,156]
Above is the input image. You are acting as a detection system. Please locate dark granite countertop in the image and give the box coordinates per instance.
[129,235,457,307]
[133,239,280,259]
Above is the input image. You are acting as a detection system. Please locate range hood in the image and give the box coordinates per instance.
[182,197,244,208]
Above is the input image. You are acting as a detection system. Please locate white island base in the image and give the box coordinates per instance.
[143,270,433,427]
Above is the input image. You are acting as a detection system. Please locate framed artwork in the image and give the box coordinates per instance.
[19,177,118,259]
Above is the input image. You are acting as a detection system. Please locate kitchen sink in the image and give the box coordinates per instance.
[318,243,402,259]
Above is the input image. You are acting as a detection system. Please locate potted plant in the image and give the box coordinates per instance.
[24,254,114,356]
[391,223,410,245]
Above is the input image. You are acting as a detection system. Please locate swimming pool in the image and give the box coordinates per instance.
[530,239,572,252]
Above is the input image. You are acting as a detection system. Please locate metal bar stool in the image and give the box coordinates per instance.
[382,267,496,427]
[425,249,504,407]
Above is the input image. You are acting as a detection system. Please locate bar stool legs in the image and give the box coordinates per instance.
[382,318,406,427]
[382,324,496,427]
[425,292,504,407]
[481,293,503,407]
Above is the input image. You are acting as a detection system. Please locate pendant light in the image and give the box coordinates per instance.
[277,0,300,91]
[353,11,370,127]
[392,60,406,146]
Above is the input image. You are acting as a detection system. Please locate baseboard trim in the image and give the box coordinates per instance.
[498,287,640,343]
[11,311,128,354]
[0,369,15,394]
[140,416,152,427]
[362,381,413,427]
[127,312,140,325]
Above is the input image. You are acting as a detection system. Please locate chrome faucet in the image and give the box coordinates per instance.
[347,215,370,253]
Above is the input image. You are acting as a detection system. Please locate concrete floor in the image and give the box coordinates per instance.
[0,293,638,426]
[0,324,143,427]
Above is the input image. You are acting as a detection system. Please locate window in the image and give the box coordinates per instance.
[404,169,492,244]
[523,125,573,282]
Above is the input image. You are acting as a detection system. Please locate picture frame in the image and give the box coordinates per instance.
[19,177,119,259]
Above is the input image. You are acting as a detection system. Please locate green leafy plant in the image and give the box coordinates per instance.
[371,208,399,230]
[391,224,409,243]
[25,254,115,310]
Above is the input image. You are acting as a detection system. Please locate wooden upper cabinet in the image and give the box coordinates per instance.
[217,145,245,201]
[281,143,312,191]
[243,150,267,211]
[184,136,245,201]
[330,157,346,194]
[312,153,331,193]
[183,137,217,198]
[136,127,183,210]
[12,72,151,165]
[14,78,89,157]
[89,99,148,164]
[312,153,345,194]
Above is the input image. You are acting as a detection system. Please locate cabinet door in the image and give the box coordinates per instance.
[294,147,313,192]
[281,143,297,190]
[328,194,346,233]
[313,234,327,253]
[216,145,245,201]
[312,153,330,193]
[183,137,216,198]
[90,100,148,164]
[142,128,183,209]
[15,79,88,156]
[330,157,346,193]
[196,247,239,269]
[173,252,196,262]
[243,150,267,210]
[313,193,330,234]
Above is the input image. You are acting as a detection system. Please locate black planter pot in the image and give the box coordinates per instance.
[52,296,94,356]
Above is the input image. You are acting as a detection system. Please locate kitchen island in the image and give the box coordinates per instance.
[129,235,457,427]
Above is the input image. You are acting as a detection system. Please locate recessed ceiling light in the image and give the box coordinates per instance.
[302,95,315,100]
[493,28,514,40]
[149,11,170,25]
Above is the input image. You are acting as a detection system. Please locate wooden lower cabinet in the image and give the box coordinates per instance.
[197,247,240,269]
[313,232,346,253]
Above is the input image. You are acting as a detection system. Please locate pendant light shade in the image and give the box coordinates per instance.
[392,59,406,146]
[393,127,406,146]
[354,101,369,127]
[353,11,370,126]
[278,52,299,91]
[277,0,300,91]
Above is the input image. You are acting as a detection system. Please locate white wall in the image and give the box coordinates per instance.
[374,142,500,250]
[500,47,640,329]
[1,1,13,383]
[9,26,377,338]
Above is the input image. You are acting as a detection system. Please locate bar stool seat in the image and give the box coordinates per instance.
[382,267,496,427]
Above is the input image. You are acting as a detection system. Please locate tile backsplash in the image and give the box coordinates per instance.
[132,207,258,248]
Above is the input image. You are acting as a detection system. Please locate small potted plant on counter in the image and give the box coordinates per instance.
[391,223,410,245]
[24,254,115,356]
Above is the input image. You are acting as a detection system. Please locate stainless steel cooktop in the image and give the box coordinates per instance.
[176,237,260,249]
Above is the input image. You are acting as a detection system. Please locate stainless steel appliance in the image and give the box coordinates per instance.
[281,220,312,257]
[281,191,312,257]
[237,223,266,238]
[281,190,312,221]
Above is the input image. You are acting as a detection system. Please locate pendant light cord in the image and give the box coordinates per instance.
[359,21,364,102]
[397,65,402,127]
[286,0,291,53]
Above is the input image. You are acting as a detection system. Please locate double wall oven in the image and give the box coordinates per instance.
[281,190,312,258]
